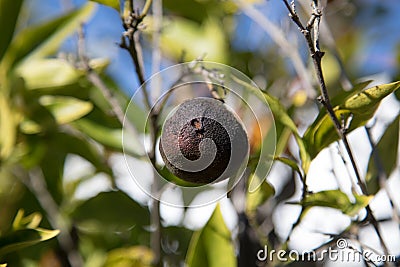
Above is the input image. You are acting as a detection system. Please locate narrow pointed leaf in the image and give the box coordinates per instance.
[0,2,95,72]
[0,228,59,256]
[186,204,236,267]
[366,116,400,194]
[263,92,311,173]
[0,94,16,159]
[304,81,400,158]
[0,0,24,60]
[90,0,120,11]
[289,190,373,217]
[39,96,93,124]
[16,59,82,89]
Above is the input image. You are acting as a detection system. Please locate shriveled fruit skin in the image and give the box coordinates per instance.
[159,97,248,184]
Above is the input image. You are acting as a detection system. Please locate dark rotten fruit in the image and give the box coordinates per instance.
[159,97,249,184]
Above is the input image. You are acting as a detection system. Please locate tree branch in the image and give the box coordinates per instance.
[234,0,315,98]
[281,0,390,258]
[77,24,139,140]
[119,1,162,265]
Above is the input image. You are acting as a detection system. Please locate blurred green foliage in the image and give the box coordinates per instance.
[0,0,399,266]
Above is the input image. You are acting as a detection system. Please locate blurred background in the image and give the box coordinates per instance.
[0,0,399,266]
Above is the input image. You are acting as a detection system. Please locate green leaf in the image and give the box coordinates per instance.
[12,210,42,230]
[72,191,149,232]
[104,246,154,267]
[274,156,302,177]
[330,80,373,107]
[39,95,93,124]
[186,204,237,267]
[366,116,400,194]
[158,166,202,187]
[15,59,82,90]
[73,117,144,156]
[0,2,95,72]
[263,92,311,173]
[246,175,274,219]
[343,81,400,112]
[56,132,112,175]
[289,190,373,217]
[0,228,59,256]
[144,17,228,62]
[73,118,122,148]
[304,81,400,158]
[0,0,24,61]
[90,0,120,11]
[0,94,17,160]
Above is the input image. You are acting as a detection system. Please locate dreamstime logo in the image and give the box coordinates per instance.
[257,238,397,264]
[122,61,276,207]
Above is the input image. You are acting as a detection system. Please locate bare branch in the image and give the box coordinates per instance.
[281,0,390,257]
[119,1,162,265]
[234,0,315,98]
[77,24,140,142]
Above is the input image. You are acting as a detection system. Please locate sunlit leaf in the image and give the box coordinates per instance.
[144,17,228,62]
[158,166,203,187]
[25,3,96,61]
[73,118,121,146]
[289,190,373,217]
[0,2,95,72]
[304,81,400,158]
[12,210,42,230]
[0,228,59,256]
[39,96,93,124]
[0,94,16,159]
[330,80,373,107]
[186,204,236,267]
[0,0,24,61]
[104,246,154,267]
[343,81,400,112]
[20,120,42,134]
[263,92,311,173]
[246,175,274,219]
[320,53,341,90]
[366,116,399,194]
[90,0,120,11]
[74,118,144,157]
[16,59,82,90]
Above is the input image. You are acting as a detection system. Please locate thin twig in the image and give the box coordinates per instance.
[77,25,139,140]
[150,0,163,264]
[281,0,390,258]
[16,167,83,267]
[119,1,162,265]
[151,0,162,102]
[298,0,352,90]
[234,0,315,98]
